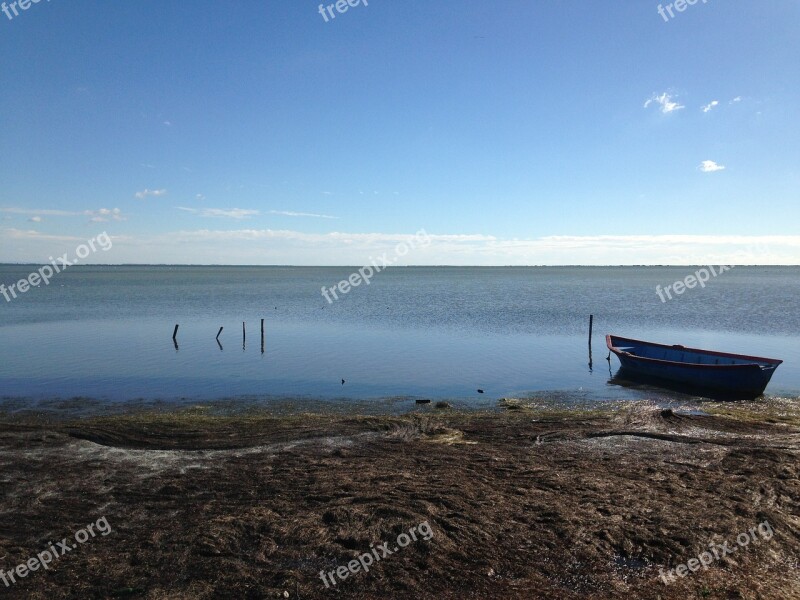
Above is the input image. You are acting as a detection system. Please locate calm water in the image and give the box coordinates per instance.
[1,266,798,407]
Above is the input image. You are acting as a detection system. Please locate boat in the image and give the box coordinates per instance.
[606,334,782,399]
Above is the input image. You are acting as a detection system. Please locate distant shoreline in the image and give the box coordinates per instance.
[3,264,800,268]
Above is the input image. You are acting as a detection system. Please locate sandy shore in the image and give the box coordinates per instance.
[0,398,799,599]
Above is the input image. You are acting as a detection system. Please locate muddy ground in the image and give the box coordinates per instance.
[0,398,798,599]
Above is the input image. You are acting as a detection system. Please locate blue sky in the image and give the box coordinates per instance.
[1,0,798,264]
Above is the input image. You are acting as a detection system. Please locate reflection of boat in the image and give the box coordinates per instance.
[606,334,782,400]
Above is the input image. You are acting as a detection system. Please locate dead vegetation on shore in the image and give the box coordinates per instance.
[0,400,798,599]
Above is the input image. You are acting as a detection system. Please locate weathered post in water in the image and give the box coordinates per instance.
[242,321,246,349]
[216,326,223,341]
[588,315,594,370]
[261,318,265,354]
[172,324,179,342]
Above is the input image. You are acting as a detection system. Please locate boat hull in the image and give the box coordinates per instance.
[607,335,782,400]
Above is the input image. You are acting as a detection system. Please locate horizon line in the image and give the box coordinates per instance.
[1,263,798,268]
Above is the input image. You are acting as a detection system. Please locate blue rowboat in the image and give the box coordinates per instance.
[606,334,782,399]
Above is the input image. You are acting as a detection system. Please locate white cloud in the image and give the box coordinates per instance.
[4,229,799,265]
[1,207,79,217]
[0,229,125,263]
[1,229,97,242]
[1,206,126,222]
[177,207,259,219]
[169,229,492,245]
[86,208,126,222]
[269,210,339,219]
[644,92,685,114]
[731,96,742,103]
[135,188,167,199]
[699,160,726,173]
[702,100,719,113]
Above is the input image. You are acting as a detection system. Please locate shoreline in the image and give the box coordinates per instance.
[1,399,799,598]
[2,390,799,420]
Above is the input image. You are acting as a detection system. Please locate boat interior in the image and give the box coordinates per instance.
[612,340,774,368]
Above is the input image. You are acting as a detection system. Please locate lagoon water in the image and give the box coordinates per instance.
[1,265,798,407]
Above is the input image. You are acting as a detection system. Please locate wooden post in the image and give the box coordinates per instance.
[261,319,265,354]
[242,321,246,345]
[216,326,223,341]
[172,324,179,342]
[588,315,593,347]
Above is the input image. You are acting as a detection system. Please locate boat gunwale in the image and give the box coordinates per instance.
[606,334,783,371]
